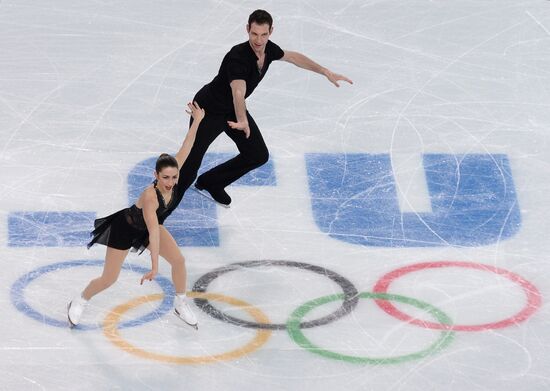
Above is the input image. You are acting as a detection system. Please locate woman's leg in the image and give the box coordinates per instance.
[82,247,129,300]
[157,225,197,327]
[68,246,128,326]
[157,225,187,294]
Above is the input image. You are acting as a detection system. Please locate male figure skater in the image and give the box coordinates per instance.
[183,9,353,206]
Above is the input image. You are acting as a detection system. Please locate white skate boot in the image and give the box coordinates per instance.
[67,295,88,328]
[174,295,198,330]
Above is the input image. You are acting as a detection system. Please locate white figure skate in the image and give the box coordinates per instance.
[174,295,199,330]
[67,295,88,327]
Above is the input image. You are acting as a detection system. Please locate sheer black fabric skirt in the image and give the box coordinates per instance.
[87,205,149,254]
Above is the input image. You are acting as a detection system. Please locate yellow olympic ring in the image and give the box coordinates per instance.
[103,292,272,364]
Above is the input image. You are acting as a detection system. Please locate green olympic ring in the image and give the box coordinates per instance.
[287,292,455,365]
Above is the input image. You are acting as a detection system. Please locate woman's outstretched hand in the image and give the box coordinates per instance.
[140,269,158,285]
[186,101,205,122]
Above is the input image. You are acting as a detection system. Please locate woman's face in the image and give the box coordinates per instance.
[155,166,178,192]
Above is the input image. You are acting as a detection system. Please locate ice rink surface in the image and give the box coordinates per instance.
[1,0,550,390]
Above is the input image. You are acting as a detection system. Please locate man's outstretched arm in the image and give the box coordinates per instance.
[281,50,353,87]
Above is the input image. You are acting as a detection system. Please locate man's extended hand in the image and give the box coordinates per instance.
[227,120,251,138]
[324,69,353,88]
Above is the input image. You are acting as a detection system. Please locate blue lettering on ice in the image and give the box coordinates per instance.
[7,153,519,248]
[305,153,521,247]
[128,153,276,247]
[8,212,96,247]
[7,153,275,248]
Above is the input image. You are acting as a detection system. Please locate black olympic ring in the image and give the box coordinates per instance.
[192,260,359,330]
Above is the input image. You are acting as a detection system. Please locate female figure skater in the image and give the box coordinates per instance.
[67,102,205,329]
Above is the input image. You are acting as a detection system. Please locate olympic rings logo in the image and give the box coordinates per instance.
[11,260,176,331]
[10,259,541,365]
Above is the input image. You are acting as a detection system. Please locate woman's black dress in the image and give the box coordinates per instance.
[87,184,182,254]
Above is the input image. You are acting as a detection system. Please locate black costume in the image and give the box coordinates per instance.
[178,40,284,193]
[88,40,284,251]
[88,182,182,254]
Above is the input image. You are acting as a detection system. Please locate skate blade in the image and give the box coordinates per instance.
[191,186,230,209]
[67,302,77,328]
[174,309,199,330]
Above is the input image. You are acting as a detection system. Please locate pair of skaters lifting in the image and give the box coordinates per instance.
[68,9,353,329]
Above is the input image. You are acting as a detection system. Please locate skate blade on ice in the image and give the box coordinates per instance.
[174,309,199,330]
[67,302,77,328]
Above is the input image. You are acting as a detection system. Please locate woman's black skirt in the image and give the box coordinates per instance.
[87,206,149,254]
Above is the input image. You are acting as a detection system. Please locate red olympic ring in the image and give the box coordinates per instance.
[372,261,542,331]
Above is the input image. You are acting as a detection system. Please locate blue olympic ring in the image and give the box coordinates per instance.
[10,260,175,330]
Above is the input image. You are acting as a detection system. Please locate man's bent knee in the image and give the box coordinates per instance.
[246,148,269,168]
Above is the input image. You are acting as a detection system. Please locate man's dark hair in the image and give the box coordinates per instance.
[248,9,273,29]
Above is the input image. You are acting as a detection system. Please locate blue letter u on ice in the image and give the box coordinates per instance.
[305,153,521,247]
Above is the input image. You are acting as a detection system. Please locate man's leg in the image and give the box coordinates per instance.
[177,114,226,193]
[197,112,268,191]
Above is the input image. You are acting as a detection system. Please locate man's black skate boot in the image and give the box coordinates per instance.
[194,179,231,207]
